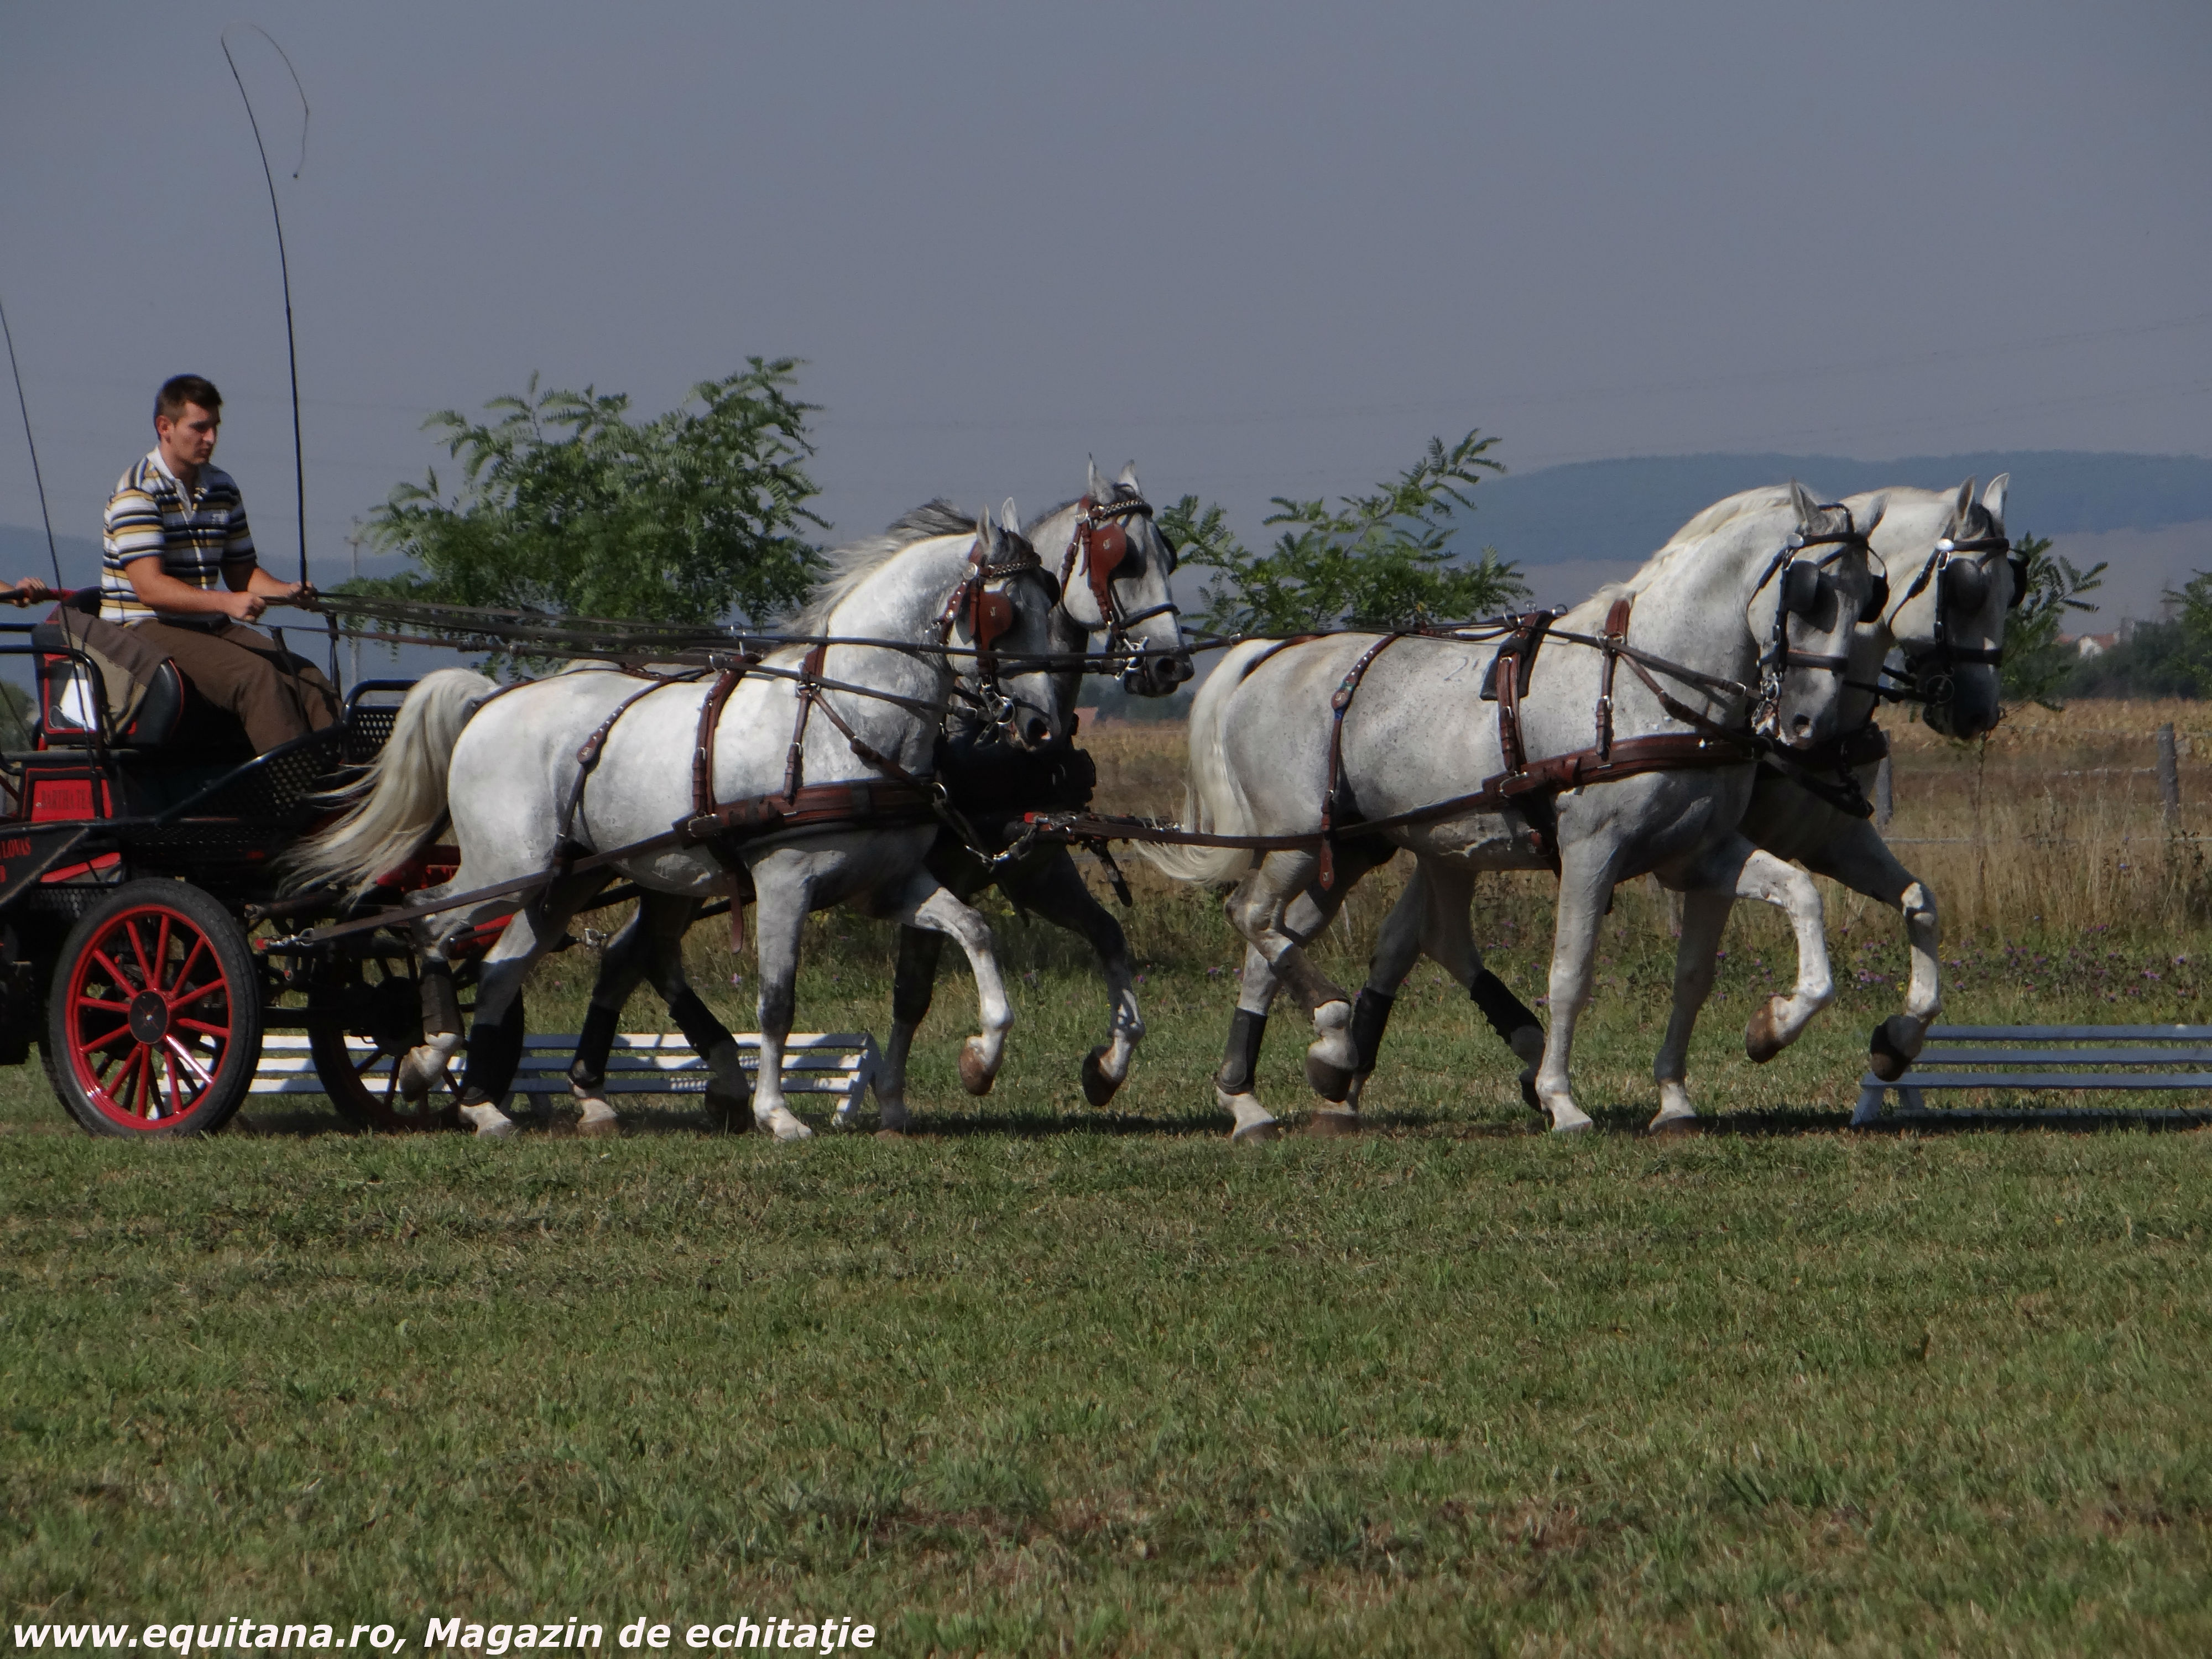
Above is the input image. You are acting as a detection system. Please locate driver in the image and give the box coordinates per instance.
[100,374,338,750]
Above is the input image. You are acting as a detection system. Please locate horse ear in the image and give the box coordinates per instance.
[975,512,999,553]
[1981,473,2009,526]
[1087,456,1109,499]
[1952,477,1976,531]
[1787,480,1822,529]
[1117,460,1142,494]
[1000,498,1021,534]
[1857,490,1888,536]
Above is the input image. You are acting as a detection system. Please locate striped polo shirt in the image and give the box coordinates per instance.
[101,448,257,624]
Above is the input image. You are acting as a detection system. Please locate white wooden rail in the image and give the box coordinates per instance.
[253,1031,880,1117]
[1854,1024,2212,1125]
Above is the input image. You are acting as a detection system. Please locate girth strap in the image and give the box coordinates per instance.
[691,658,755,819]
[559,679,675,849]
[1317,633,1405,889]
[782,643,829,802]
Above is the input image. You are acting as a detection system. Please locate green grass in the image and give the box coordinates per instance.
[6,881,2211,1656]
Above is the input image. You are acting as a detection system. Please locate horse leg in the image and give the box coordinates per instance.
[1000,846,1143,1107]
[878,923,946,1134]
[882,870,1016,1103]
[1533,843,1623,1133]
[398,934,466,1102]
[566,899,661,1136]
[635,894,753,1134]
[1798,823,1939,1083]
[1223,849,1358,1118]
[747,870,817,1142]
[1648,889,1732,1131]
[451,877,599,1137]
[1218,943,1285,1140]
[1673,838,1835,1063]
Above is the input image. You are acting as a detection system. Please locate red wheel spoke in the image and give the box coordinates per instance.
[174,1016,232,1040]
[116,1047,150,1118]
[166,935,209,1000]
[153,913,176,991]
[90,948,138,994]
[76,1020,133,1052]
[163,1037,214,1091]
[123,916,155,983]
[169,978,228,1014]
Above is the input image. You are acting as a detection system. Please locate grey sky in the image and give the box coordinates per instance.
[3,1,2210,587]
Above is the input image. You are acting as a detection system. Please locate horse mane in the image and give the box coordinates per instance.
[1620,486,1796,596]
[1020,481,1145,541]
[787,499,975,633]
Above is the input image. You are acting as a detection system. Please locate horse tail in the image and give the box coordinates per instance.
[280,667,500,897]
[1130,639,1271,885]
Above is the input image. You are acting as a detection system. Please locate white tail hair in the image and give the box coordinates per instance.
[280,668,499,898]
[1130,640,1271,885]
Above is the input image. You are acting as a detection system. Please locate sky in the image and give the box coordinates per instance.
[3,1,2210,591]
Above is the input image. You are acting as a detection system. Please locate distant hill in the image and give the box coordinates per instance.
[1462,451,2212,566]
[0,523,101,587]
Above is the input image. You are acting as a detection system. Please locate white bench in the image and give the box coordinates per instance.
[253,1030,880,1117]
[1854,1024,2212,1125]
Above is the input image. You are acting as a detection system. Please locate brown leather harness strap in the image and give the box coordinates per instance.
[1317,633,1405,889]
[781,643,829,803]
[691,659,754,819]
[557,677,681,850]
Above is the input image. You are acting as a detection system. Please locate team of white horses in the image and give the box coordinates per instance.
[290,463,2018,1140]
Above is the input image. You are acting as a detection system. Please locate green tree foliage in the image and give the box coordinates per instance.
[1998,532,2104,707]
[1159,431,1527,636]
[359,361,825,629]
[2064,619,2207,698]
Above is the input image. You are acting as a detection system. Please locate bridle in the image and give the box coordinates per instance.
[1747,509,1878,737]
[937,526,1057,733]
[1062,492,1182,688]
[1886,524,2023,705]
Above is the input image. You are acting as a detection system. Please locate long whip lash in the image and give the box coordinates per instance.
[221,23,311,589]
[0,290,65,592]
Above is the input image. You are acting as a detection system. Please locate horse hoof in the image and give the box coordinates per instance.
[1645,1113,1700,1139]
[875,1128,909,1142]
[706,1089,754,1134]
[1745,997,1786,1065]
[1230,1118,1283,1145]
[958,1039,996,1097]
[1868,1020,1912,1082]
[1304,1052,1355,1102]
[1080,1046,1121,1107]
[575,1112,622,1139]
[1304,1109,1360,1138]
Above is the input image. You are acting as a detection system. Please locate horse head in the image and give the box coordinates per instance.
[1882,475,2014,740]
[1748,482,1884,751]
[946,499,1071,752]
[1042,459,1194,698]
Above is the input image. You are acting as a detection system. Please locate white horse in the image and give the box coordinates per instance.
[557,467,1194,1130]
[1138,484,1877,1139]
[287,504,1069,1139]
[880,461,1193,1115]
[1320,477,2017,1133]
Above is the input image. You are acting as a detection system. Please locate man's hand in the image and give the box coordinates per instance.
[1,577,54,608]
[221,589,268,623]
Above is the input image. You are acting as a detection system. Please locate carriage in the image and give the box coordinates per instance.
[0,591,455,1136]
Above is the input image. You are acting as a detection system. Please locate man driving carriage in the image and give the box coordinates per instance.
[99,374,337,750]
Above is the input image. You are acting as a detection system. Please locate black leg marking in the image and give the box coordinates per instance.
[1349,987,1396,1074]
[1469,969,1540,1048]
[1218,1008,1267,1093]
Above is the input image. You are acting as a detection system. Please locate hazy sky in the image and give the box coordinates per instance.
[3,1,2209,586]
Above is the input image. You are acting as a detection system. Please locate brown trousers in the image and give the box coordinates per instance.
[131,619,341,753]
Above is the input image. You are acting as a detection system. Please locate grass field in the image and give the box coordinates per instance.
[5,708,2211,1656]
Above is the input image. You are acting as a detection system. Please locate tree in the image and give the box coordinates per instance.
[358,361,825,631]
[1159,430,1527,637]
[1997,532,2104,707]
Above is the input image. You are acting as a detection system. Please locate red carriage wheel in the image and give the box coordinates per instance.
[45,880,262,1138]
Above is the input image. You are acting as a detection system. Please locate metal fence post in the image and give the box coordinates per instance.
[1875,755,1893,827]
[2158,722,2180,824]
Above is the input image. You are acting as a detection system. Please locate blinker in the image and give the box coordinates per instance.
[1781,559,1823,619]
[2006,551,2029,611]
[1091,520,1128,578]
[1859,571,1890,625]
[1942,557,1989,615]
[970,587,1014,651]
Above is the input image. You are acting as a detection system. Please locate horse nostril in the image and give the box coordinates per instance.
[1791,714,1812,737]
[1025,717,1049,746]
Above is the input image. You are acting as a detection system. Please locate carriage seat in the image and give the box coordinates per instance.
[31,591,184,749]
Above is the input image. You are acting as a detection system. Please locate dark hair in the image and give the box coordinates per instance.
[154,375,222,423]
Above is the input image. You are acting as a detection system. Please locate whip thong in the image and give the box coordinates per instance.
[221,24,311,588]
[0,289,64,591]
